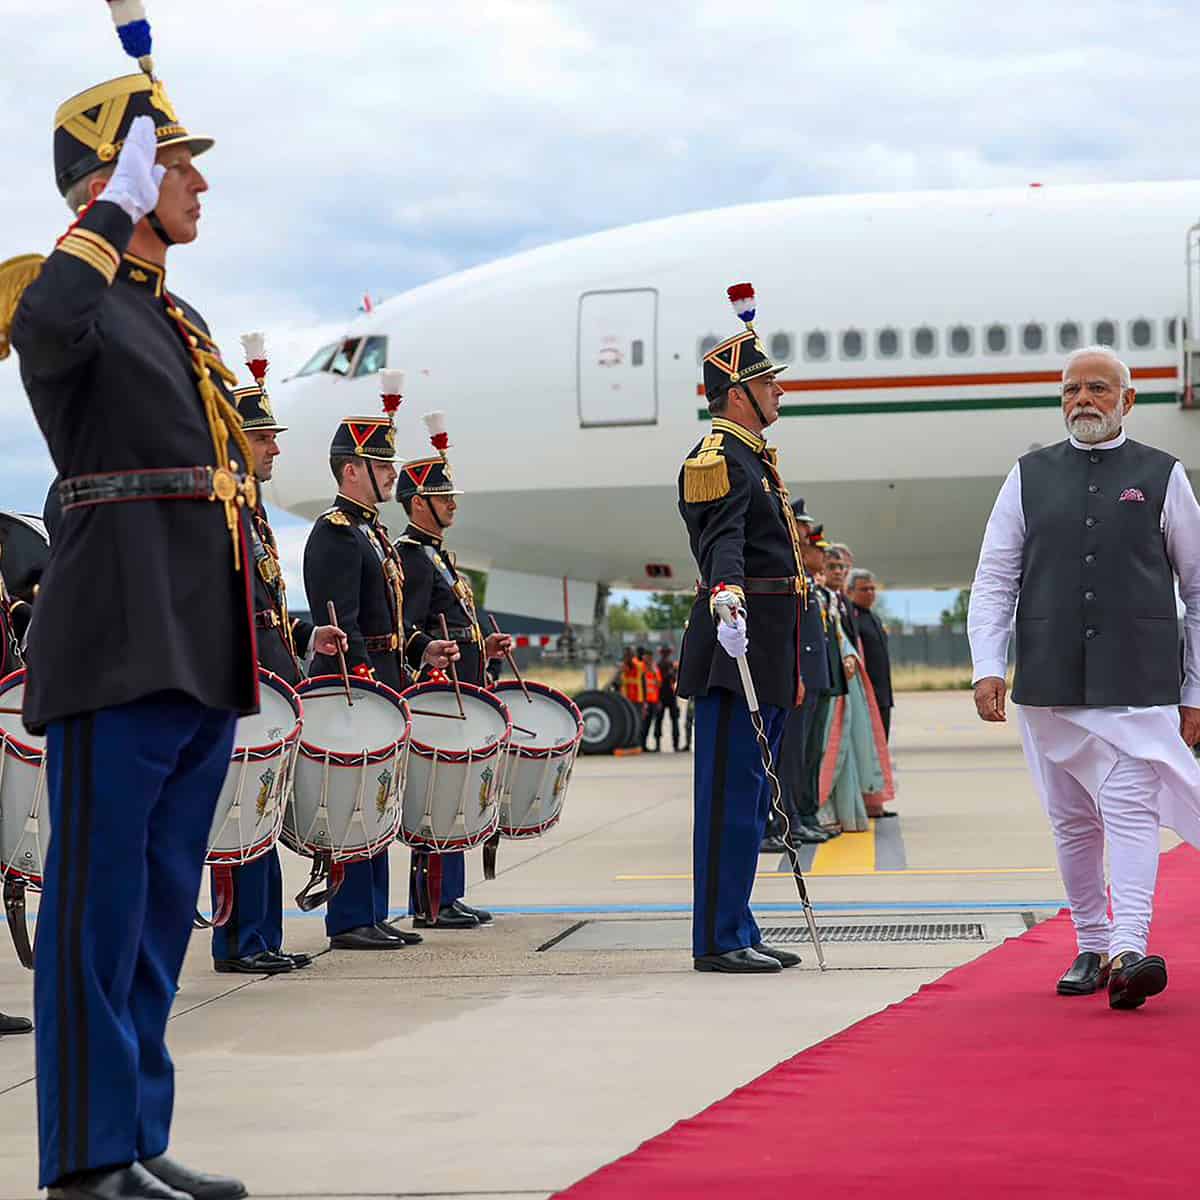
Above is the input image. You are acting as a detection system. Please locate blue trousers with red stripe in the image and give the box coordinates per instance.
[34,692,236,1187]
[325,851,390,937]
[692,687,787,958]
[408,849,465,918]
[211,848,283,960]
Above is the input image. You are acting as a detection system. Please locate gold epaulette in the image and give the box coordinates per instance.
[0,254,46,361]
[323,509,352,527]
[682,432,730,503]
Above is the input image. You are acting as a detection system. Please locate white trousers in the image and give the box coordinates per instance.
[1018,706,1170,958]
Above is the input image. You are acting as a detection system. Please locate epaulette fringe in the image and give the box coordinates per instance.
[683,453,730,503]
[0,254,46,361]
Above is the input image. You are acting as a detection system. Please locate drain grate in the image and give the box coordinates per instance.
[759,922,986,944]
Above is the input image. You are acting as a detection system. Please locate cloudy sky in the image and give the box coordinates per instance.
[2,0,1197,617]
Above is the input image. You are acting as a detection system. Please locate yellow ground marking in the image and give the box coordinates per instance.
[615,867,1059,881]
[810,829,875,875]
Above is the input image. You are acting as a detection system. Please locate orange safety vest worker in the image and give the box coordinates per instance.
[621,658,646,703]
[642,661,661,705]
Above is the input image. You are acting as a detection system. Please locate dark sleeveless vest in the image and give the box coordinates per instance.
[1012,437,1179,708]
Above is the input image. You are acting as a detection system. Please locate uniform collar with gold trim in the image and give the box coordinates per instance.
[711,417,767,455]
[118,254,166,297]
[334,492,378,524]
[403,522,444,548]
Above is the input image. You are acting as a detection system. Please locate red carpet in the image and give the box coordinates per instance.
[558,846,1200,1198]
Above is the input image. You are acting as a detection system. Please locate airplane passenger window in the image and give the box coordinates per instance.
[328,338,362,377]
[296,343,338,377]
[948,326,972,356]
[698,335,719,361]
[1129,319,1153,349]
[1057,322,1081,351]
[912,326,936,357]
[840,329,864,360]
[631,339,645,366]
[1166,319,1178,347]
[1094,320,1118,348]
[804,330,829,361]
[876,328,900,358]
[770,332,793,361]
[985,324,1010,354]
[1021,324,1045,353]
[353,336,388,377]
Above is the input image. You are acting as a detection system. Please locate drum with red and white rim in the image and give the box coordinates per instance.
[287,675,411,865]
[493,681,581,839]
[0,669,47,891]
[399,681,510,852]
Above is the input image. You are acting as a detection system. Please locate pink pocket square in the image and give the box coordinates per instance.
[1118,488,1146,503]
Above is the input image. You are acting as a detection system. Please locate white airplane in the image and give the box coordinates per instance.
[267,180,1200,628]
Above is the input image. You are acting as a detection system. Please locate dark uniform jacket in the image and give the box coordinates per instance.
[818,587,849,697]
[395,524,487,688]
[834,590,858,645]
[303,494,427,693]
[12,202,257,732]
[677,417,805,710]
[799,576,831,694]
[854,604,893,710]
[250,506,313,687]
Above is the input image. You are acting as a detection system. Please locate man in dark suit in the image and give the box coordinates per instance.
[849,569,894,739]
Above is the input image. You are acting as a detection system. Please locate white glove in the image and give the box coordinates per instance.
[100,116,166,224]
[715,611,748,659]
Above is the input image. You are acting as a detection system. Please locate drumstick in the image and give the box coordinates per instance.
[327,601,354,707]
[406,706,537,738]
[439,613,466,718]
[0,706,20,715]
[488,614,531,703]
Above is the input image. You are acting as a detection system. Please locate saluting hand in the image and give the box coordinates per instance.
[973,676,1007,723]
[484,632,514,660]
[423,639,461,671]
[101,116,166,224]
[312,624,348,657]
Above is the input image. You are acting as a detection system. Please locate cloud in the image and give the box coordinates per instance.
[2,0,1198,517]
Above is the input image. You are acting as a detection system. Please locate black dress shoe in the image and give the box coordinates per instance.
[142,1155,247,1200]
[1055,952,1110,996]
[213,952,294,976]
[49,1163,189,1200]
[1108,951,1168,1010]
[788,825,828,846]
[452,899,494,925]
[694,947,782,974]
[870,809,899,819]
[329,924,407,950]
[376,922,424,946]
[759,835,788,854]
[0,1011,33,1036]
[754,942,802,968]
[413,907,480,930]
[279,951,313,969]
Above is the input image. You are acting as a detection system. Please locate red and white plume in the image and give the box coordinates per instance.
[727,282,756,327]
[422,410,450,454]
[239,332,268,387]
[380,369,405,415]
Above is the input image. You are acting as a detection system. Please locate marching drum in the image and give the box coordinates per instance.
[399,681,510,852]
[287,675,411,866]
[0,670,46,966]
[493,681,582,840]
[207,668,301,868]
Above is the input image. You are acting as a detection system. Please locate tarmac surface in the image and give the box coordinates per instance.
[0,690,1142,1198]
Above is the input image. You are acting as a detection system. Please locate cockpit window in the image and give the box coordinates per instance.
[296,343,338,377]
[328,338,362,377]
[353,336,388,378]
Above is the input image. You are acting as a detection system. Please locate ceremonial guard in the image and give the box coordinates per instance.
[970,345,1200,1010]
[210,341,347,974]
[303,380,457,949]
[395,408,510,928]
[0,8,252,1198]
[677,283,807,975]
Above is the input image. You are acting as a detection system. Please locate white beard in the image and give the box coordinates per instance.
[1065,407,1123,444]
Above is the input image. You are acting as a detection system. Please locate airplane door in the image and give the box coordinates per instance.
[577,289,658,427]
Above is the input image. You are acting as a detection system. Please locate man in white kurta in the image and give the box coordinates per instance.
[969,346,1200,1011]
